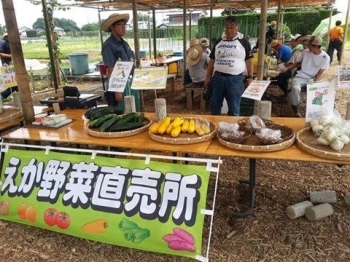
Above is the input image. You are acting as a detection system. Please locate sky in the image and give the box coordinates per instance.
[0,0,347,29]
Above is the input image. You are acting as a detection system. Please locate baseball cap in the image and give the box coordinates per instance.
[290,34,301,40]
[309,36,322,46]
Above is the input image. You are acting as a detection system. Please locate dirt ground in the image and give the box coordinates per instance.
[1,55,350,262]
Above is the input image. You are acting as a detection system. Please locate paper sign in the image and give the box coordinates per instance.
[338,65,350,88]
[131,67,168,90]
[108,61,134,92]
[0,65,17,91]
[241,80,271,101]
[305,80,335,122]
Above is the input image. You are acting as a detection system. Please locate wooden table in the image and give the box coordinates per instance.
[3,110,349,217]
[0,106,24,135]
[39,94,102,110]
[151,56,183,76]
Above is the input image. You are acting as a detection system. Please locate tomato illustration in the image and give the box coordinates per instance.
[55,212,70,229]
[44,208,57,226]
[25,205,36,222]
[17,203,27,219]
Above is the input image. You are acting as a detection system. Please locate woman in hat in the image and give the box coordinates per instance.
[101,13,139,110]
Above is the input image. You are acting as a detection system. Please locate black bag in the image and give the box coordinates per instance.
[203,82,212,101]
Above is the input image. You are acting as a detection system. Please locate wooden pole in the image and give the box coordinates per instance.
[340,0,350,65]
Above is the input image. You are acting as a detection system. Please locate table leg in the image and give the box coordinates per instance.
[231,158,256,218]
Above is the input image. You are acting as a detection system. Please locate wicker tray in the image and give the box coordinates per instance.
[148,118,217,144]
[86,118,152,138]
[217,121,295,152]
[0,108,23,123]
[296,127,350,161]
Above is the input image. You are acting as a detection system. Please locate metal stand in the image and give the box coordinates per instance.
[231,158,256,218]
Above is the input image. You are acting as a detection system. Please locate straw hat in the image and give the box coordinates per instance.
[296,35,311,44]
[187,39,202,66]
[2,32,8,37]
[270,21,277,26]
[270,39,281,48]
[101,13,130,32]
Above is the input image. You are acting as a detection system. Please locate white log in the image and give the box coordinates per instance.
[305,203,334,221]
[253,100,271,119]
[154,98,167,121]
[286,200,313,219]
[124,95,136,114]
[309,190,337,204]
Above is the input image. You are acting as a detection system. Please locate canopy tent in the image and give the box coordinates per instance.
[312,12,350,36]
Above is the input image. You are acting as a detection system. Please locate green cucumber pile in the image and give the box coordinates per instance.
[85,106,145,132]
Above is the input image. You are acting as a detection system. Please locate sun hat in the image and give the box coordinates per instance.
[309,36,322,46]
[101,13,130,32]
[199,37,209,48]
[290,34,302,40]
[186,39,202,66]
[270,39,281,48]
[2,32,8,37]
[270,21,277,26]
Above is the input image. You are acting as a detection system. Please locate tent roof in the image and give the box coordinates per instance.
[73,0,335,11]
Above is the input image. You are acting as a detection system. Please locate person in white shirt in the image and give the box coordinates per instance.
[288,36,330,117]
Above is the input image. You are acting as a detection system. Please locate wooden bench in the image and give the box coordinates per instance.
[184,83,206,111]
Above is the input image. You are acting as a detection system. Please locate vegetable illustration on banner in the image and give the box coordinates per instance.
[305,80,335,122]
[0,149,212,260]
[108,61,133,92]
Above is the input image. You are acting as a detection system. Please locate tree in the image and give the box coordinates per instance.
[81,22,100,32]
[33,17,79,32]
[33,18,46,29]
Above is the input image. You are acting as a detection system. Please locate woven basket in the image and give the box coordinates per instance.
[86,118,152,138]
[296,127,350,161]
[148,117,217,144]
[0,108,23,123]
[237,118,275,134]
[217,121,295,152]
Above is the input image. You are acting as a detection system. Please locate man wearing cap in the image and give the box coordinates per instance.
[204,16,253,116]
[0,32,18,101]
[270,39,292,63]
[327,20,343,65]
[273,34,305,99]
[101,13,139,109]
[186,38,210,84]
[287,36,330,117]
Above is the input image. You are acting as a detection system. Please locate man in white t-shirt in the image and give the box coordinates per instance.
[288,36,330,117]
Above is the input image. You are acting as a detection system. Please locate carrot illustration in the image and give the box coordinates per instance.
[81,219,108,233]
[173,228,195,245]
[168,240,196,252]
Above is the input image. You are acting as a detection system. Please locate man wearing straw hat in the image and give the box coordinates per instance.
[101,13,139,110]
[186,38,211,84]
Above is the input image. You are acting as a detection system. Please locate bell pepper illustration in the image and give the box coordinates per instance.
[81,219,108,233]
[118,218,150,244]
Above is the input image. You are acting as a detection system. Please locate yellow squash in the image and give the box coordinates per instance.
[157,116,171,134]
[188,119,195,133]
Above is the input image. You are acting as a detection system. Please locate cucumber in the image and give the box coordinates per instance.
[90,106,123,120]
[99,115,120,132]
[108,121,144,132]
[85,106,108,119]
[116,112,139,124]
[88,113,117,128]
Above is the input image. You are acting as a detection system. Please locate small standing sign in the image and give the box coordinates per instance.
[241,80,271,101]
[305,80,335,122]
[338,65,350,88]
[108,61,134,93]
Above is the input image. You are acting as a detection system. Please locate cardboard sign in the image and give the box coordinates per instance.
[305,80,335,122]
[241,80,271,101]
[108,61,134,92]
[131,67,168,90]
[0,148,213,260]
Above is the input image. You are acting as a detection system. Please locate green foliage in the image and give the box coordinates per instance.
[55,18,80,32]
[81,23,100,31]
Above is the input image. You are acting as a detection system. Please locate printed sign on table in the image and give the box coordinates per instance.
[305,80,335,122]
[241,80,271,101]
[131,67,168,90]
[0,148,212,260]
[0,65,17,91]
[108,61,134,92]
[338,65,350,88]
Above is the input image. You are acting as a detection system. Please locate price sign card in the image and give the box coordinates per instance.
[338,65,350,88]
[131,67,168,90]
[241,80,271,101]
[305,80,335,122]
[108,61,134,92]
[0,65,17,91]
